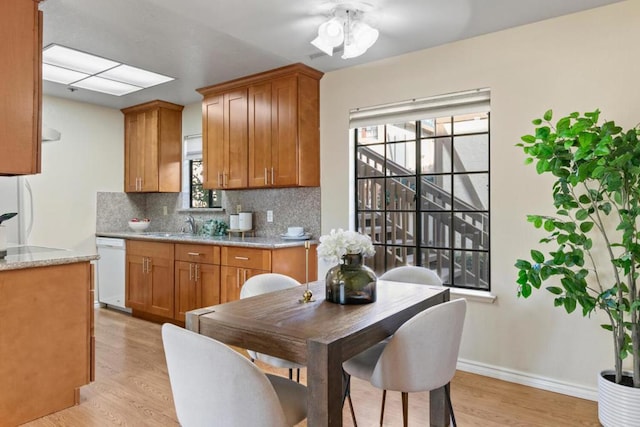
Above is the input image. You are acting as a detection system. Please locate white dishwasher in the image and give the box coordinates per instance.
[96,237,130,313]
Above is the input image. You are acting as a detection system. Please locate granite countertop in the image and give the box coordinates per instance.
[0,245,99,271]
[96,231,318,249]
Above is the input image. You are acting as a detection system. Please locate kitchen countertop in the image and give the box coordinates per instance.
[0,245,99,271]
[96,231,318,249]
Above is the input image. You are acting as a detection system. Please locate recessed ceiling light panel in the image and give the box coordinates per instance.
[42,44,175,97]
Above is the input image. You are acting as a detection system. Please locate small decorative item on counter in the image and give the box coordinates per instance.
[229,214,239,230]
[128,218,150,232]
[318,229,377,305]
[0,212,18,258]
[201,219,228,236]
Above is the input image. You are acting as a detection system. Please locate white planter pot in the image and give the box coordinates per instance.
[598,370,640,427]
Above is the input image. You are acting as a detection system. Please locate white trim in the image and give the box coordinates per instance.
[457,358,598,401]
[450,287,497,303]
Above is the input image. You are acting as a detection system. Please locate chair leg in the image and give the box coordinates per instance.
[379,389,387,426]
[342,371,358,427]
[288,368,293,380]
[446,384,457,427]
[401,392,408,427]
[296,368,300,383]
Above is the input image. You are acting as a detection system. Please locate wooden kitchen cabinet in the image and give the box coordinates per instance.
[122,100,183,192]
[0,0,43,175]
[0,262,94,425]
[126,240,175,319]
[174,244,221,322]
[198,63,322,190]
[219,245,318,303]
[201,90,248,189]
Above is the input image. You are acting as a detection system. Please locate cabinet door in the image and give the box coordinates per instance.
[141,109,159,192]
[199,263,220,308]
[224,90,249,189]
[270,76,298,186]
[124,112,143,192]
[0,1,42,175]
[147,253,174,318]
[248,82,272,187]
[220,266,266,303]
[174,261,196,322]
[203,95,225,189]
[125,254,147,311]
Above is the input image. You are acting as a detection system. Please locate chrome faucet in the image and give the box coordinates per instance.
[183,215,196,234]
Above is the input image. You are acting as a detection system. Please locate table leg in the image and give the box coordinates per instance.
[308,340,344,426]
[430,384,451,426]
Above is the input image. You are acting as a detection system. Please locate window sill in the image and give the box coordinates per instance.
[177,208,225,213]
[449,287,497,303]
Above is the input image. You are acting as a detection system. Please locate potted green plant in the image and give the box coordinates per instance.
[514,109,640,426]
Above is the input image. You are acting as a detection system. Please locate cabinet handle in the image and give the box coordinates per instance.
[147,258,152,274]
[236,268,240,288]
[195,264,200,281]
[224,173,227,187]
[189,263,193,281]
[271,167,274,185]
[234,256,249,261]
[217,172,221,188]
[264,168,268,185]
[187,252,201,256]
[243,269,248,283]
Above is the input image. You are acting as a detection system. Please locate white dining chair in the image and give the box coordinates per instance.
[343,298,466,427]
[380,265,443,286]
[162,323,307,427]
[240,273,305,381]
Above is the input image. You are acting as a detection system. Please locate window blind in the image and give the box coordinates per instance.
[349,88,490,128]
[184,134,202,160]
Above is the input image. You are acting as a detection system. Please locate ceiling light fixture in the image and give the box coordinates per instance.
[42,44,175,97]
[311,8,378,59]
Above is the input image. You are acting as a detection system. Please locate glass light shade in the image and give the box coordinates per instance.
[341,20,379,59]
[311,17,344,56]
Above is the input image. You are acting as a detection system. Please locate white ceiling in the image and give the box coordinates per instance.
[40,0,623,110]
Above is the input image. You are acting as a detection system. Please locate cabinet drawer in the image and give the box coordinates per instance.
[127,240,174,259]
[221,247,271,270]
[175,244,220,264]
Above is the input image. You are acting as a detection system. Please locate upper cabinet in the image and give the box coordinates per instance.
[0,0,43,175]
[121,100,184,193]
[197,63,323,190]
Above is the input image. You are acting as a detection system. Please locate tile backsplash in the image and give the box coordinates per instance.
[96,187,321,238]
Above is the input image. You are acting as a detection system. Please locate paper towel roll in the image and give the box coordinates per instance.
[229,214,239,230]
[239,212,252,231]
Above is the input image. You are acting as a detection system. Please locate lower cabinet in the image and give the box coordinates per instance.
[126,240,175,319]
[174,244,221,322]
[0,262,94,425]
[125,240,317,323]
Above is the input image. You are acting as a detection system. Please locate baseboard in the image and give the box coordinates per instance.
[457,358,598,401]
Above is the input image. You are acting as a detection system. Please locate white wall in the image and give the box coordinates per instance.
[28,95,123,253]
[320,0,640,397]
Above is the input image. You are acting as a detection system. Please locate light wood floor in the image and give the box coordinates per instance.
[24,308,599,426]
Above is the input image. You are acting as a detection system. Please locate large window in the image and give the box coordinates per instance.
[352,89,490,290]
[183,135,221,209]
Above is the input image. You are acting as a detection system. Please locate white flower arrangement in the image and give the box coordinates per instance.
[316,229,376,264]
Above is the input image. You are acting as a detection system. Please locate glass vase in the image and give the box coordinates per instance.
[325,253,377,304]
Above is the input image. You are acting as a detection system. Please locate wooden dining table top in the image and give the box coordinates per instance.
[186,280,449,364]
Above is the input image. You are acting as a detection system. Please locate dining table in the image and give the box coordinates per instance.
[186,279,451,427]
